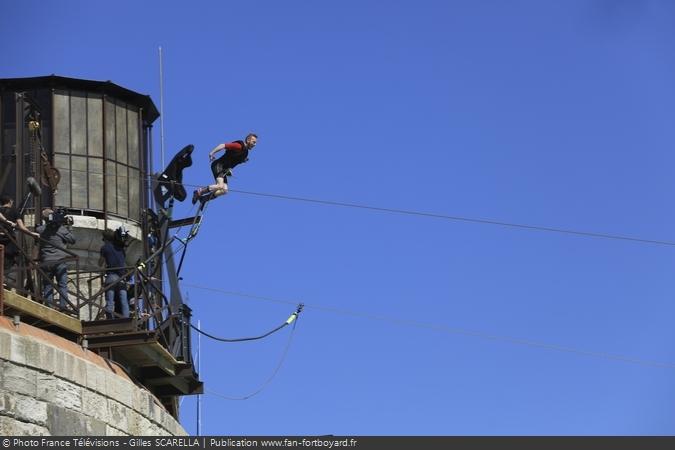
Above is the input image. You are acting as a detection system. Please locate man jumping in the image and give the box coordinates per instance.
[192,133,258,205]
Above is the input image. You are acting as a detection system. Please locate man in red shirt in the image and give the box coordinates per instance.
[192,133,258,205]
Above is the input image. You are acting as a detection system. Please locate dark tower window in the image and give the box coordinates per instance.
[51,90,143,222]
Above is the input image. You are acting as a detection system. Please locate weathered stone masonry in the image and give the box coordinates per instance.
[0,317,186,436]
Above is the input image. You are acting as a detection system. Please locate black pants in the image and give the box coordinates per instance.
[1,240,17,284]
[210,157,231,181]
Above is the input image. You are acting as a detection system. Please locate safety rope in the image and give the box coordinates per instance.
[190,304,304,343]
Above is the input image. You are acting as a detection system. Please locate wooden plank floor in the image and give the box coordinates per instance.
[2,288,82,334]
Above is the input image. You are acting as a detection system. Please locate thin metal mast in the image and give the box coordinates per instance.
[158,46,167,302]
[159,46,166,170]
[197,319,202,435]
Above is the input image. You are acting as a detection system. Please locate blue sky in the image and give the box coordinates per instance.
[3,0,675,436]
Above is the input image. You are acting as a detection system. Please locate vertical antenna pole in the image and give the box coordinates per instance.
[158,46,167,303]
[159,46,166,170]
[197,319,202,435]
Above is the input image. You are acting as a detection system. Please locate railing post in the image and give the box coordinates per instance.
[75,258,80,316]
[0,244,4,316]
[87,275,93,319]
[179,303,192,363]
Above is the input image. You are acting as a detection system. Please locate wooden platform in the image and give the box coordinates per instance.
[2,288,203,402]
[82,318,203,396]
[2,288,82,336]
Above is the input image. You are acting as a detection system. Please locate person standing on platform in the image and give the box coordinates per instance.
[0,194,39,287]
[99,226,130,319]
[37,208,76,310]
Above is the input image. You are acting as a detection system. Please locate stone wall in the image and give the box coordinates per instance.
[0,317,186,436]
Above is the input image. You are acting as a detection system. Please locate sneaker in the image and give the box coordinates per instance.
[199,191,215,207]
[192,189,202,205]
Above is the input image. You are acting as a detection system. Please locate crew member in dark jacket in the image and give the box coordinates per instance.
[0,194,39,286]
[99,227,130,319]
[36,208,76,310]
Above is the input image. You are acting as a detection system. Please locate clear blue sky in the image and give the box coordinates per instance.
[3,0,675,436]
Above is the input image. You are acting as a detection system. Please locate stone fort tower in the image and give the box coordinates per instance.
[0,75,201,435]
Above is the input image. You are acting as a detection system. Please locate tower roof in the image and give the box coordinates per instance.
[0,74,160,123]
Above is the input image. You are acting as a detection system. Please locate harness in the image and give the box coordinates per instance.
[214,140,249,172]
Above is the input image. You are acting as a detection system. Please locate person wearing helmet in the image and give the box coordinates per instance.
[192,133,258,205]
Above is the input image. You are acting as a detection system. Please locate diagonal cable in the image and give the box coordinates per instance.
[183,282,675,370]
